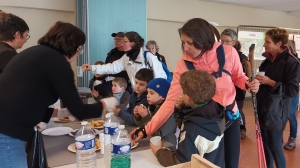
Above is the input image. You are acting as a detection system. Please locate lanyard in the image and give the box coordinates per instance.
[194,102,208,108]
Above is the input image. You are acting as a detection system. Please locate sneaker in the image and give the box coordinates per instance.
[240,129,246,139]
[284,137,296,150]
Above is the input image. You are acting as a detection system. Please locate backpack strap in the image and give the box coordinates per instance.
[184,45,231,79]
[184,60,195,70]
[143,51,152,68]
[211,45,231,79]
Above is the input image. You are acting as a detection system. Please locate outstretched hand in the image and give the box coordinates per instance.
[130,127,144,143]
[82,64,92,71]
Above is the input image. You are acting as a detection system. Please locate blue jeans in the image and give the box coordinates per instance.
[0,133,27,168]
[289,94,299,138]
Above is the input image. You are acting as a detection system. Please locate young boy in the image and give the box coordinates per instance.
[150,70,225,167]
[113,68,153,126]
[89,61,115,101]
[134,78,177,146]
[112,77,130,111]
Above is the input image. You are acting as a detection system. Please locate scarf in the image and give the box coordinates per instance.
[126,48,140,61]
[113,90,126,104]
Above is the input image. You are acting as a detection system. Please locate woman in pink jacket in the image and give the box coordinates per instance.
[131,18,259,168]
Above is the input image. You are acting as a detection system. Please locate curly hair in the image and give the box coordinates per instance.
[0,12,29,41]
[265,28,288,48]
[125,31,144,50]
[180,70,216,104]
[178,18,215,53]
[38,21,86,58]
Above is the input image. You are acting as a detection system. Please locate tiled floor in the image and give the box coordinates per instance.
[239,100,300,168]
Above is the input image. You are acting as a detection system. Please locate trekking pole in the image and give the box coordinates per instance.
[248,44,266,168]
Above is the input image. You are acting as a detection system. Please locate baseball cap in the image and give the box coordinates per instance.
[111,32,125,38]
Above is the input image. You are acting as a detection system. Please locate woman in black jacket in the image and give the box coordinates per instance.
[256,28,300,168]
[0,21,108,168]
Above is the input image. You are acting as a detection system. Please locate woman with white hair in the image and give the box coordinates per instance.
[146,40,167,67]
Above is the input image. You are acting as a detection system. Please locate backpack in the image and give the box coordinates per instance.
[143,51,173,83]
[184,45,231,79]
[260,82,288,131]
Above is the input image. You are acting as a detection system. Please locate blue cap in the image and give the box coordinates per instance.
[146,78,170,98]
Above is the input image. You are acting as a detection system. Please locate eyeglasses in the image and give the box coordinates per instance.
[114,38,123,42]
[220,40,233,44]
[26,35,30,40]
[77,47,84,55]
[123,40,130,43]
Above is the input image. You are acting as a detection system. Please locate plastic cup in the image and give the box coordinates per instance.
[257,71,265,76]
[77,66,83,77]
[150,136,161,146]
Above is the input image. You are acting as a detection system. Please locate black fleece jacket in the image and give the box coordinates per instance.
[256,48,300,117]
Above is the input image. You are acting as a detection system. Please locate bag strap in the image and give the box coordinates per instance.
[211,45,231,78]
[143,51,152,68]
[184,45,231,79]
[184,60,195,70]
[270,81,283,96]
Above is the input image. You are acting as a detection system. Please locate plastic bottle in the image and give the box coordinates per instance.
[75,121,97,168]
[100,133,104,155]
[104,134,111,168]
[111,125,131,168]
[104,112,120,136]
[103,112,119,168]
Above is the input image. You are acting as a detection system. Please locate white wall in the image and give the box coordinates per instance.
[0,0,78,82]
[147,0,300,71]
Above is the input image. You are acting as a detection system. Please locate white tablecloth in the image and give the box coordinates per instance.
[55,149,163,168]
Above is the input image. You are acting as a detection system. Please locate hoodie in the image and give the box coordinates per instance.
[155,100,225,167]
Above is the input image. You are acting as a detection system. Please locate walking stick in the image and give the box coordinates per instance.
[248,44,267,168]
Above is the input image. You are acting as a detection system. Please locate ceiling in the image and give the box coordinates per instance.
[200,0,300,16]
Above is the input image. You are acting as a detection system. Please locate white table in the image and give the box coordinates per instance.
[55,149,164,168]
[44,118,171,168]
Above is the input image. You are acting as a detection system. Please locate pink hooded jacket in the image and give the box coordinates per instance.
[145,42,249,135]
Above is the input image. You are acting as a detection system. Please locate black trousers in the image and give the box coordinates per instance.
[224,118,240,168]
[236,100,246,131]
[261,128,286,168]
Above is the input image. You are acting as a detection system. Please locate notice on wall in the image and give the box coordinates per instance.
[294,35,300,51]
[238,31,265,60]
